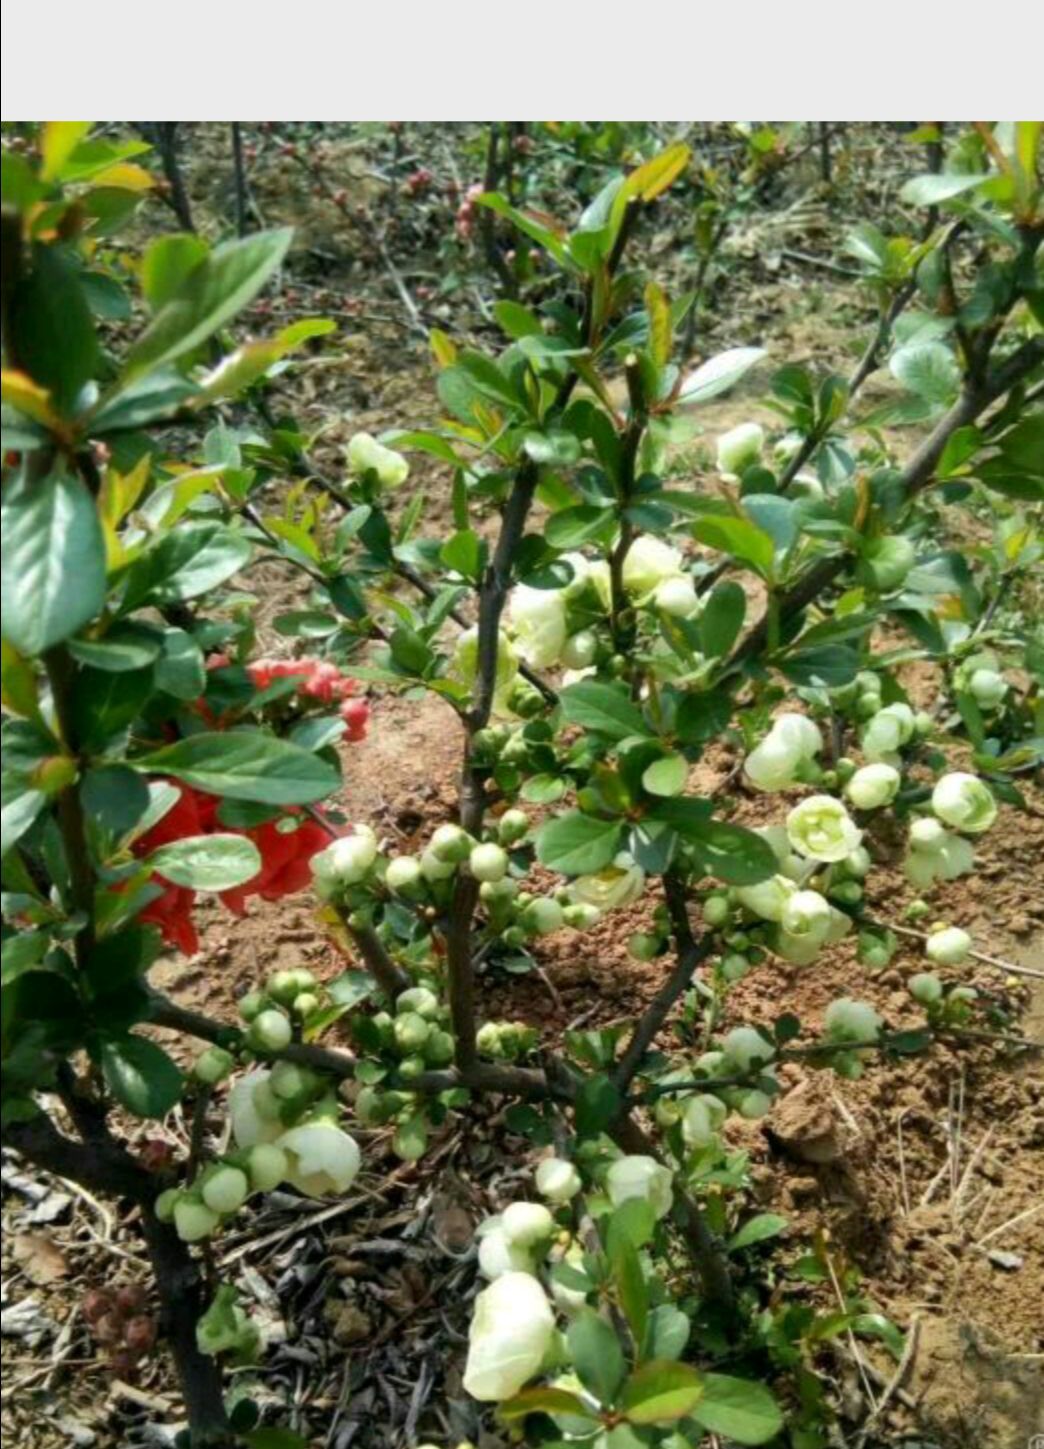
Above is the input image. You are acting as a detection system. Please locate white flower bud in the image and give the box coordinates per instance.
[845,763,900,810]
[560,629,598,669]
[477,1224,532,1279]
[396,986,440,1019]
[469,842,509,882]
[501,1201,554,1247]
[909,816,948,853]
[716,422,764,479]
[786,795,862,862]
[229,1070,283,1149]
[967,668,1008,709]
[925,926,972,966]
[735,874,796,923]
[909,971,943,1004]
[463,1272,554,1401]
[931,772,997,834]
[861,703,915,762]
[347,431,409,488]
[497,809,529,845]
[606,1155,674,1220]
[682,1094,727,1148]
[420,847,457,881]
[722,1026,775,1074]
[780,889,834,948]
[202,1165,250,1216]
[744,713,822,792]
[154,1187,180,1223]
[562,902,601,930]
[385,855,424,895]
[451,625,519,703]
[535,1157,582,1203]
[622,535,683,597]
[310,828,379,897]
[824,998,882,1044]
[653,574,701,619]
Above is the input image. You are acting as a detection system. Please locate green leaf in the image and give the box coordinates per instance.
[574,1072,622,1135]
[646,1304,690,1361]
[99,1036,183,1118]
[890,340,959,404]
[140,234,210,311]
[781,645,861,687]
[1,788,45,859]
[699,581,747,658]
[673,692,731,746]
[1,467,107,656]
[147,833,262,890]
[899,173,986,206]
[120,523,251,611]
[729,1213,789,1251]
[440,529,485,582]
[559,681,648,741]
[474,193,572,269]
[535,812,623,876]
[690,1373,784,1445]
[138,732,339,806]
[68,623,163,672]
[154,629,206,700]
[123,228,292,380]
[621,1361,704,1425]
[642,753,688,797]
[568,1309,627,1407]
[500,1387,599,1423]
[546,504,615,548]
[692,515,775,578]
[9,244,99,414]
[678,347,765,406]
[684,819,777,885]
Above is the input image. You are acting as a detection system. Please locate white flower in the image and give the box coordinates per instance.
[780,889,834,949]
[653,574,701,619]
[861,703,916,762]
[421,847,457,881]
[501,1201,554,1247]
[478,1222,533,1279]
[931,772,997,834]
[535,1157,582,1203]
[202,1166,249,1216]
[622,535,683,597]
[606,1155,674,1220]
[721,1027,775,1074]
[559,552,592,599]
[561,629,598,669]
[756,824,809,881]
[507,583,569,669]
[682,1094,727,1147]
[277,1121,361,1198]
[346,432,409,488]
[470,842,508,882]
[786,795,862,863]
[568,856,645,912]
[587,560,613,611]
[248,1008,292,1053]
[845,763,900,810]
[744,713,823,792]
[463,1272,554,1401]
[229,1071,283,1149]
[735,874,797,923]
[716,422,764,479]
[925,926,972,966]
[311,827,379,896]
[549,1245,589,1313]
[824,998,882,1043]
[904,829,975,887]
[909,817,948,853]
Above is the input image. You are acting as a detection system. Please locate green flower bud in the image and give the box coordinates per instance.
[701,894,731,928]
[501,925,527,949]
[628,932,661,962]
[521,898,565,936]
[470,842,508,882]
[909,972,943,1005]
[562,902,601,930]
[394,1012,431,1053]
[271,1061,318,1101]
[430,824,473,864]
[246,1143,288,1192]
[238,990,266,1023]
[396,986,440,1019]
[154,1187,181,1223]
[248,1009,292,1054]
[497,809,530,845]
[174,1196,220,1243]
[293,992,320,1020]
[423,1029,456,1067]
[385,855,424,896]
[202,1165,250,1216]
[397,1054,427,1080]
[193,1046,235,1085]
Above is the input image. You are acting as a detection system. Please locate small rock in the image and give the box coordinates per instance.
[325,1300,372,1345]
[766,1081,842,1164]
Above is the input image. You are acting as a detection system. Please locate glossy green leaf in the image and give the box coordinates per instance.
[147,833,262,890]
[138,732,339,805]
[559,681,648,740]
[99,1035,184,1118]
[690,1373,784,1444]
[620,1360,704,1425]
[536,812,623,875]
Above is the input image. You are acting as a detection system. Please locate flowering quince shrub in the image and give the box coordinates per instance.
[1,123,1042,1449]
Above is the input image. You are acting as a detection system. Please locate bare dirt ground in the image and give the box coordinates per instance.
[2,126,1041,1449]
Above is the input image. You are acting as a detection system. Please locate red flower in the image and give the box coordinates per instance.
[220,816,333,915]
[339,697,369,742]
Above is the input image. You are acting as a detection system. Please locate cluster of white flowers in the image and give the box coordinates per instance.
[157,1065,362,1242]
[462,1151,678,1401]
